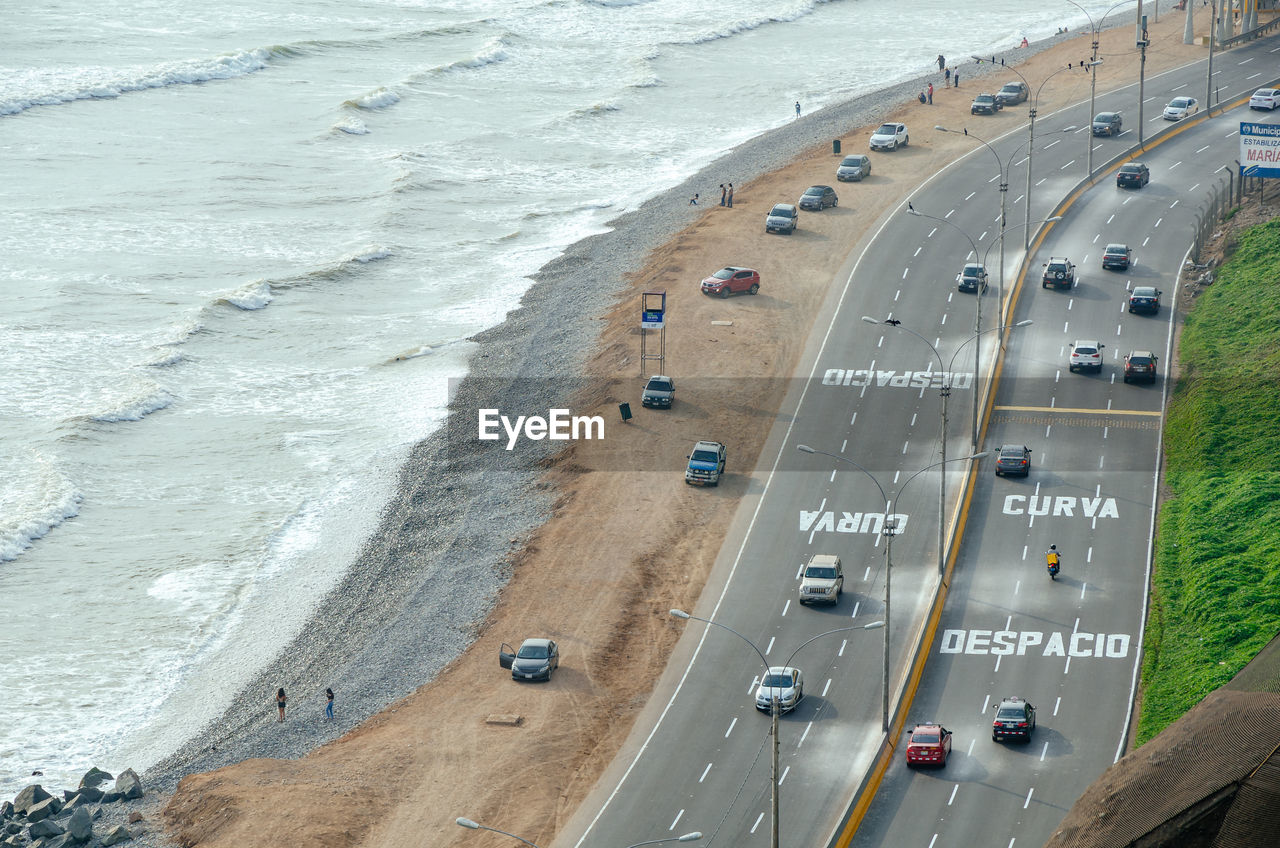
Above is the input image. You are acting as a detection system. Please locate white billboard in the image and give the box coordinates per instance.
[1239,122,1280,178]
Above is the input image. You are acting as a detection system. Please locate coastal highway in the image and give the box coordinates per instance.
[560,33,1280,848]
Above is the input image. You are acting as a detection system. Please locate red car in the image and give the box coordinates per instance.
[701,266,760,297]
[905,723,952,767]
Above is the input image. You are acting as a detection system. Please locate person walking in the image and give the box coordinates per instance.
[927,83,933,104]
[945,67,951,84]
[954,70,960,87]
[275,688,287,722]
[719,184,726,206]
[726,183,733,207]
[937,54,945,72]
[795,100,801,117]
[325,688,335,720]
[689,193,698,205]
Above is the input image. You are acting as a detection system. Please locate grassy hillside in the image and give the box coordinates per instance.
[1138,218,1280,745]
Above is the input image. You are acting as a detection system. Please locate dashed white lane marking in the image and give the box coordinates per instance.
[765,636,775,654]
[1087,546,1093,563]
[981,694,991,713]
[838,639,848,656]
[948,785,959,805]
[863,566,871,581]
[782,599,792,617]
[851,601,860,618]
[1054,697,1061,716]
[725,717,737,737]
[1024,787,1035,809]
[1080,581,1087,600]
[799,721,813,747]
[1060,159,1075,171]
[1040,741,1049,761]
[699,763,712,783]
[829,469,837,483]
[778,766,791,785]
[670,809,684,830]
[751,813,764,833]
[822,678,832,696]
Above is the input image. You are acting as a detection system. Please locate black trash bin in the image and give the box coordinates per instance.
[833,139,841,155]
[619,402,633,422]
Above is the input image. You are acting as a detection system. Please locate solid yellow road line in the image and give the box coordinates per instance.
[994,404,1162,417]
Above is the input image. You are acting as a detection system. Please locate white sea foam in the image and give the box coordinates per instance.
[88,386,174,424]
[334,117,370,134]
[351,87,401,110]
[222,280,273,310]
[0,454,82,563]
[440,34,512,72]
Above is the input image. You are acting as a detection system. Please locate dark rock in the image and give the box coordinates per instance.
[101,825,132,846]
[2,835,23,847]
[77,769,112,792]
[96,793,120,805]
[89,809,101,821]
[25,798,61,824]
[64,808,90,844]
[13,785,51,814]
[111,771,142,802]
[59,796,90,816]
[4,822,19,834]
[0,800,12,820]
[125,813,142,825]
[28,817,64,838]
[45,836,77,848]
[72,787,99,805]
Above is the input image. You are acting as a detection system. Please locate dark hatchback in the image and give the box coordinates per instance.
[995,81,1029,106]
[994,444,1031,477]
[798,185,838,211]
[992,696,1036,743]
[1101,243,1132,270]
[1128,286,1161,314]
[971,93,1002,115]
[957,262,988,293]
[1123,350,1159,383]
[1092,111,1122,136]
[1117,162,1150,188]
[500,638,560,682]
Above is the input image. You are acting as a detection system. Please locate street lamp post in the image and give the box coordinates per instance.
[1024,62,1094,250]
[666,612,882,848]
[1062,1,1135,175]
[455,818,703,848]
[793,447,989,730]
[861,317,1032,576]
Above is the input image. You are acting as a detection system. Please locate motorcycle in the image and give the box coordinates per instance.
[1046,549,1061,580]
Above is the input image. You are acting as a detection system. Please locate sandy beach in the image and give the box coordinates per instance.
[115,7,1212,847]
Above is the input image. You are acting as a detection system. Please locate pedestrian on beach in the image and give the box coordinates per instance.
[945,67,951,84]
[795,101,801,117]
[325,688,335,720]
[918,90,926,104]
[689,193,698,205]
[727,183,734,207]
[276,688,287,722]
[719,184,726,206]
[927,83,933,104]
[937,54,945,72]
[954,70,960,87]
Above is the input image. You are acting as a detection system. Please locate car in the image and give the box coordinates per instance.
[1249,88,1280,110]
[701,266,760,297]
[970,93,1002,115]
[765,203,798,235]
[1128,285,1162,314]
[1092,111,1123,136]
[1041,256,1075,290]
[869,122,909,151]
[1123,350,1159,383]
[798,554,843,605]
[1116,162,1150,188]
[994,444,1031,477]
[995,81,1030,106]
[1101,243,1132,270]
[992,696,1036,743]
[1069,340,1105,373]
[499,638,559,682]
[685,440,726,486]
[1163,96,1199,120]
[835,153,872,182]
[755,666,804,713]
[798,185,838,211]
[905,723,953,767]
[641,375,675,408]
[957,262,988,293]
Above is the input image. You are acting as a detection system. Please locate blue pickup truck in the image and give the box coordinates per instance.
[685,440,726,487]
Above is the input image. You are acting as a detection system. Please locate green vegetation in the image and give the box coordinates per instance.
[1138,218,1280,744]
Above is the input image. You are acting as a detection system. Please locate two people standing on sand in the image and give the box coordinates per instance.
[274,686,335,722]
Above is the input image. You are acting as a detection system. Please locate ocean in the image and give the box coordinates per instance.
[0,0,1145,797]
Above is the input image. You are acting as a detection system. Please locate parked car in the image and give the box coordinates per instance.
[701,266,760,297]
[995,81,1030,106]
[798,554,843,605]
[957,262,988,293]
[641,375,675,408]
[994,444,1031,477]
[1128,285,1162,314]
[836,153,873,182]
[869,122,909,151]
[755,666,804,713]
[992,696,1036,743]
[1116,162,1150,188]
[1123,350,1159,383]
[1041,256,1075,290]
[1249,88,1280,110]
[765,203,798,235]
[906,723,953,767]
[798,185,838,211]
[1163,96,1199,120]
[685,440,726,486]
[971,93,1002,115]
[499,638,560,682]
[1069,340,1105,373]
[1092,111,1122,136]
[1101,243,1132,270]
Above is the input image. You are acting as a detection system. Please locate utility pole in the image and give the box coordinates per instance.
[1138,10,1149,144]
[1207,0,1217,116]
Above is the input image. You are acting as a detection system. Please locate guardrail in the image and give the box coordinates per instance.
[1219,15,1280,49]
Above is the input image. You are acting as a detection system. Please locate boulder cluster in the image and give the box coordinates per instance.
[2,768,141,847]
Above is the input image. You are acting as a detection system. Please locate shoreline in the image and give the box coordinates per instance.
[71,5,1197,845]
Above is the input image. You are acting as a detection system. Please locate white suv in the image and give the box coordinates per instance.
[798,554,843,605]
[1069,340,1105,373]
[1250,88,1279,110]
[869,122,909,151]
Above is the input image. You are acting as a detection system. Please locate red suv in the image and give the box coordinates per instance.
[701,266,760,297]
